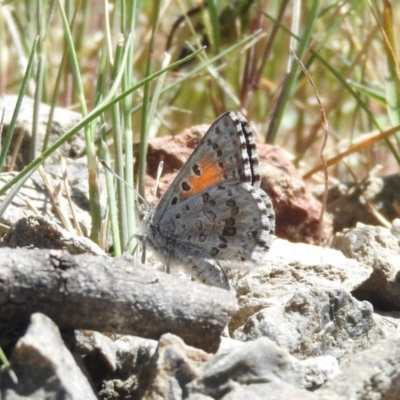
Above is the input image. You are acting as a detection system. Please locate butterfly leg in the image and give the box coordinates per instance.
[191,260,235,293]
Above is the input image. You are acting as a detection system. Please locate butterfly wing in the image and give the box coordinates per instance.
[150,112,262,224]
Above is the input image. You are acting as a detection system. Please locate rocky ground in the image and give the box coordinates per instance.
[1,95,400,399]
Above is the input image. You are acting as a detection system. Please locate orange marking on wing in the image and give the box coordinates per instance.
[180,159,223,199]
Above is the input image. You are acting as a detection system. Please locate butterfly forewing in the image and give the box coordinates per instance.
[150,112,260,223]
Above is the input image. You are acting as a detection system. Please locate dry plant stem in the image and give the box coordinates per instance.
[61,159,83,236]
[340,160,391,229]
[303,124,400,179]
[366,203,392,228]
[19,194,40,215]
[0,248,237,353]
[370,0,400,79]
[7,129,25,172]
[241,0,289,107]
[292,50,329,246]
[37,166,74,232]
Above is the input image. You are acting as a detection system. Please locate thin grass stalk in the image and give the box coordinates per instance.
[31,50,44,160]
[0,346,17,385]
[137,0,162,197]
[96,31,137,111]
[293,51,329,245]
[310,43,400,165]
[30,0,45,162]
[43,1,79,153]
[104,0,114,65]
[295,17,379,162]
[265,0,320,144]
[95,49,120,253]
[2,5,35,95]
[110,35,129,250]
[347,81,385,105]
[97,24,134,253]
[0,8,4,93]
[380,1,400,137]
[73,0,86,57]
[122,0,137,254]
[147,52,171,131]
[56,0,102,243]
[245,0,289,105]
[93,50,108,108]
[185,40,241,108]
[101,130,121,255]
[130,32,263,117]
[207,0,221,54]
[0,36,39,172]
[42,51,67,152]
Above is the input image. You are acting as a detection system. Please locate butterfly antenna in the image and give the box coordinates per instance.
[100,159,148,209]
[153,160,164,202]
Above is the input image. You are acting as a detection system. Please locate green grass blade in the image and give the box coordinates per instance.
[0,47,203,204]
[137,0,162,197]
[0,36,39,171]
[266,0,320,143]
[122,0,138,254]
[381,1,400,129]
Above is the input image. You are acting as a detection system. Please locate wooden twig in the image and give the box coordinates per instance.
[0,248,238,352]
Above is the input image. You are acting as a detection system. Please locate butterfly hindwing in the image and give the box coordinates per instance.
[155,181,273,262]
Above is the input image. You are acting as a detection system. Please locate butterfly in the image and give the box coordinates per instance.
[142,112,275,291]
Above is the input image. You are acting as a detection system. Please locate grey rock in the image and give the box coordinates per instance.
[228,238,372,330]
[188,337,294,398]
[137,333,211,400]
[99,376,138,400]
[373,311,400,336]
[0,313,97,400]
[316,333,400,400]
[221,381,319,400]
[234,287,384,365]
[113,335,158,378]
[135,333,333,399]
[391,218,400,239]
[293,355,340,390]
[321,174,400,232]
[216,337,339,391]
[187,336,335,398]
[332,221,400,310]
[186,395,215,400]
[71,330,117,382]
[0,94,84,168]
